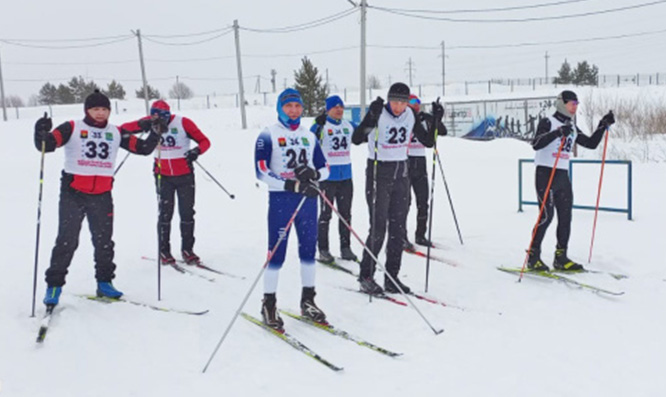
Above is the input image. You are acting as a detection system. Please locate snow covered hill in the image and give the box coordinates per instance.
[0,100,664,397]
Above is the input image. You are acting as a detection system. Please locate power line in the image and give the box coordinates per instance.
[0,34,134,43]
[369,1,666,23]
[0,36,134,49]
[240,8,357,33]
[143,27,233,39]
[142,29,234,46]
[381,0,594,14]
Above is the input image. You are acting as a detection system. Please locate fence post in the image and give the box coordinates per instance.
[465,81,469,95]
[617,75,620,87]
[628,161,633,220]
[488,81,491,94]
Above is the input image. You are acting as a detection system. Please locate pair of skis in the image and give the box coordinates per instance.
[241,309,402,372]
[36,294,209,343]
[141,256,245,281]
[497,267,625,296]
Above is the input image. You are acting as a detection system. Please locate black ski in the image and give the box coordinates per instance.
[141,256,215,282]
[77,294,209,315]
[241,312,343,371]
[280,309,402,357]
[337,286,408,306]
[36,305,56,343]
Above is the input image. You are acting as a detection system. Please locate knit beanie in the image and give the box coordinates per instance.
[387,82,410,102]
[325,95,344,111]
[84,89,111,110]
[555,90,578,117]
[277,88,303,130]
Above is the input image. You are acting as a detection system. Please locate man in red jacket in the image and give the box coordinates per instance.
[121,100,211,266]
[36,90,162,307]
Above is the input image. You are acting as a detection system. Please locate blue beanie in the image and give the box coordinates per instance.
[277,88,303,130]
[325,95,344,111]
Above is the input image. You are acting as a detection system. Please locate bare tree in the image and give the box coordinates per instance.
[1,95,24,107]
[169,81,194,100]
[367,74,382,89]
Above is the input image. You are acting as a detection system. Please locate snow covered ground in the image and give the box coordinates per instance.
[0,96,664,397]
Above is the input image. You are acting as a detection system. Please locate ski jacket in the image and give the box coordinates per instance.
[121,115,210,176]
[532,111,606,170]
[255,122,330,192]
[408,112,447,157]
[34,116,160,194]
[310,116,356,181]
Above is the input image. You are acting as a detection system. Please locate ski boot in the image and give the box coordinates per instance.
[43,286,62,306]
[359,277,384,295]
[261,293,284,332]
[340,246,358,262]
[403,239,416,252]
[182,250,201,266]
[527,249,550,272]
[300,287,327,324]
[553,248,584,271]
[414,234,434,248]
[384,275,411,294]
[97,282,123,299]
[317,249,335,264]
[160,251,176,266]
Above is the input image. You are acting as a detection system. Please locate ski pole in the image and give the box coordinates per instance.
[434,149,463,245]
[368,126,380,303]
[316,187,444,335]
[156,142,163,301]
[425,123,440,293]
[113,132,145,176]
[31,139,47,317]
[588,127,610,263]
[193,160,235,200]
[202,195,308,373]
[519,137,566,280]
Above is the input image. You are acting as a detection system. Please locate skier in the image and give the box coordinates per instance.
[35,90,162,306]
[311,95,358,264]
[403,94,447,250]
[351,83,444,294]
[121,100,211,266]
[254,88,331,330]
[527,90,615,271]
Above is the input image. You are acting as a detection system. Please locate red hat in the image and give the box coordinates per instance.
[151,100,170,111]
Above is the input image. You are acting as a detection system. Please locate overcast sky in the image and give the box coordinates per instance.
[1,0,664,101]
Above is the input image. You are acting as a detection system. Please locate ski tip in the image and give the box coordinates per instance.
[434,328,445,335]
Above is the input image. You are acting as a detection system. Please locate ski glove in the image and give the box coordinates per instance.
[294,164,320,182]
[35,112,52,135]
[368,97,384,122]
[315,111,328,126]
[138,118,153,132]
[601,111,615,127]
[559,124,573,137]
[284,179,319,198]
[184,147,201,164]
[432,101,445,123]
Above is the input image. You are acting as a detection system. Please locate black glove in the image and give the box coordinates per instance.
[368,97,384,120]
[559,124,573,137]
[432,101,445,123]
[35,112,52,138]
[284,180,319,198]
[138,118,153,132]
[294,164,319,182]
[315,111,328,126]
[601,111,615,127]
[184,147,201,164]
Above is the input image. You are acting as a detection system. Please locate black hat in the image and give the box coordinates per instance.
[387,82,410,102]
[84,89,111,110]
[558,90,578,104]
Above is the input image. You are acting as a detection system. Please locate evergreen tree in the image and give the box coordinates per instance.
[293,57,328,116]
[56,84,75,104]
[68,76,99,102]
[572,61,599,86]
[38,82,58,105]
[553,59,573,85]
[105,80,126,99]
[135,85,161,100]
[169,81,193,100]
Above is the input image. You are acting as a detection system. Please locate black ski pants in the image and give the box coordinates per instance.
[407,155,429,238]
[156,173,196,254]
[531,166,573,253]
[45,173,116,287]
[318,179,354,252]
[359,160,410,279]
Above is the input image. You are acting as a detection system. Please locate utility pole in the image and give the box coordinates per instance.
[233,19,247,129]
[0,47,7,121]
[133,29,150,115]
[270,69,277,93]
[406,57,414,87]
[255,75,261,94]
[545,51,550,82]
[360,0,367,117]
[441,41,446,97]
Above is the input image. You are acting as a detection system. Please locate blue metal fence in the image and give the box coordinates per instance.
[518,158,633,220]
